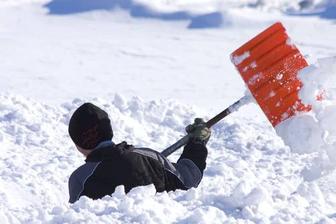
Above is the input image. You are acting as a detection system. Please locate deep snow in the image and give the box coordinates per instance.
[1,94,332,223]
[1,0,336,223]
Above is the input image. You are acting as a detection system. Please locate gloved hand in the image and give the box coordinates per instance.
[185,118,211,144]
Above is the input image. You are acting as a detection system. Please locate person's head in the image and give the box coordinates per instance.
[68,103,113,156]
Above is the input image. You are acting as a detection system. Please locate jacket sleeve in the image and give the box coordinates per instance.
[162,141,208,190]
[178,141,208,173]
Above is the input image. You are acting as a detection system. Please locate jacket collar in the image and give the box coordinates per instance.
[85,140,115,162]
[95,140,114,149]
[85,141,133,162]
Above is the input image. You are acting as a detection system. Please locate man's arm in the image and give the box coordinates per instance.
[178,141,208,173]
[165,118,210,190]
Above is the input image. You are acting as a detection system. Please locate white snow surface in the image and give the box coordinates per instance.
[1,0,336,223]
[276,57,336,182]
[1,94,334,223]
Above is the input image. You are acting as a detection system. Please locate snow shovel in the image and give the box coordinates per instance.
[161,22,310,157]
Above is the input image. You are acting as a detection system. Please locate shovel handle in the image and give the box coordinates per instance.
[161,95,251,157]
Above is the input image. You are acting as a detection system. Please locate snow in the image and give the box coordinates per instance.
[276,57,336,182]
[248,73,261,85]
[231,51,251,66]
[0,0,336,223]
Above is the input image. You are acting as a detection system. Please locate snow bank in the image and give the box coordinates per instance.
[0,0,48,7]
[2,0,336,17]
[0,93,335,223]
[276,57,336,181]
[42,0,336,29]
[134,0,336,14]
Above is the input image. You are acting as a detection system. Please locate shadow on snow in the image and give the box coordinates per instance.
[286,4,336,20]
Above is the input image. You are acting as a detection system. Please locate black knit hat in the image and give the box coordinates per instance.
[68,103,113,149]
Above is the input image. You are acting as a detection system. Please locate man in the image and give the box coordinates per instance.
[68,102,211,203]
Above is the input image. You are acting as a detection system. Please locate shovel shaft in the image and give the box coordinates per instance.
[160,135,191,157]
[205,95,250,128]
[161,95,251,157]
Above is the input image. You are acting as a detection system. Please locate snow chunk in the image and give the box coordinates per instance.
[276,57,336,178]
[286,37,296,49]
[231,51,250,65]
[276,113,324,154]
[248,73,261,85]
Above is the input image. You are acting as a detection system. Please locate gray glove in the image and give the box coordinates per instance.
[185,118,211,144]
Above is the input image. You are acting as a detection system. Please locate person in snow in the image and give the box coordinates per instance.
[68,102,211,203]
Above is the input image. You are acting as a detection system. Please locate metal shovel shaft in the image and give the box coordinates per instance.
[161,95,251,157]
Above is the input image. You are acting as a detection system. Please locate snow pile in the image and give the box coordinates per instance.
[1,0,335,16]
[42,0,336,17]
[1,0,336,222]
[0,0,48,7]
[41,0,336,31]
[133,0,336,14]
[0,94,196,223]
[276,57,336,180]
[0,93,335,223]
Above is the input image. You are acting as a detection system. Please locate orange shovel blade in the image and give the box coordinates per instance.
[231,22,311,127]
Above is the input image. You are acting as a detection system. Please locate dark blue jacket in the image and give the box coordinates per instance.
[69,141,207,203]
